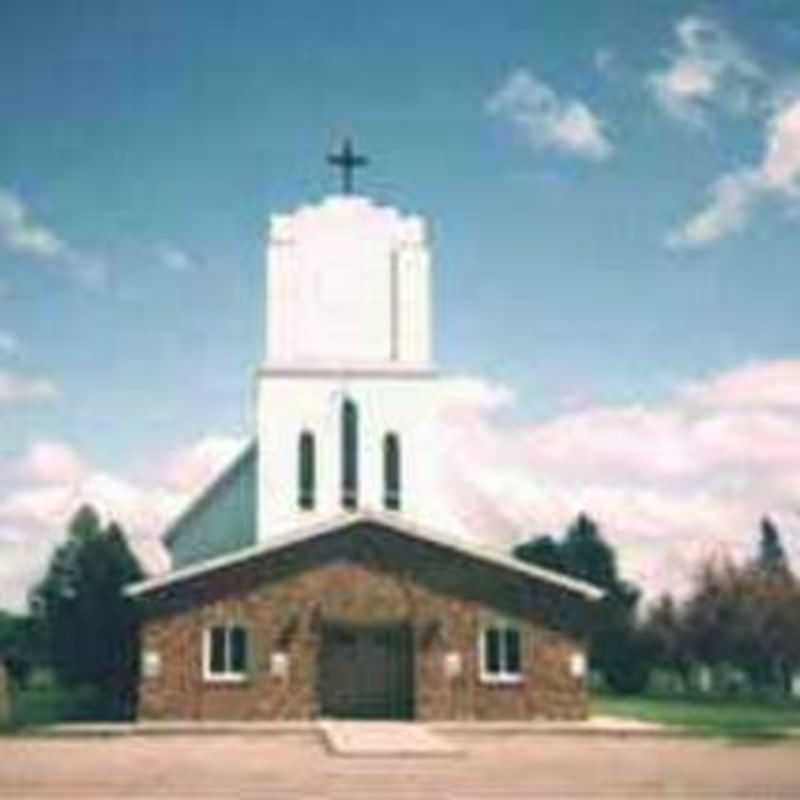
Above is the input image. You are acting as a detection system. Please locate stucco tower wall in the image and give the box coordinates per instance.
[266,196,432,369]
[257,194,443,541]
[257,372,441,541]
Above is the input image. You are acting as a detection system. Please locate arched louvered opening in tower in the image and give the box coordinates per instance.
[383,432,401,511]
[341,399,358,510]
[298,430,316,510]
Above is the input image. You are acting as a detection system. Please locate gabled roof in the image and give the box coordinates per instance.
[126,510,604,601]
[163,441,257,548]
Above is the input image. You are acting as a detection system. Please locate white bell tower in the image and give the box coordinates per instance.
[256,143,442,541]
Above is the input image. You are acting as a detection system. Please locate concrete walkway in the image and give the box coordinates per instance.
[431,714,674,737]
[32,720,319,737]
[320,720,461,756]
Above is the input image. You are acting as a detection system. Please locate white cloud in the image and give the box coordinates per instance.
[434,361,800,597]
[0,520,64,613]
[594,48,615,74]
[5,358,800,610]
[158,244,194,273]
[760,95,800,193]
[0,188,106,286]
[682,360,800,410]
[434,375,516,415]
[0,331,19,357]
[647,16,762,127]
[0,369,59,405]
[669,95,800,246]
[16,441,88,484]
[159,434,248,493]
[486,68,613,161]
[667,169,760,246]
[0,484,78,532]
[0,434,249,610]
[0,190,67,260]
[0,473,180,611]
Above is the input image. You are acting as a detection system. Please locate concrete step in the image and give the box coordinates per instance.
[319,721,462,757]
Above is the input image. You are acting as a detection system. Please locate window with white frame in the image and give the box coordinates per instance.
[480,622,522,683]
[204,625,248,681]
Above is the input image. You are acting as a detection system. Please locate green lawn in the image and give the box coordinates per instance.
[1,683,116,732]
[594,694,800,739]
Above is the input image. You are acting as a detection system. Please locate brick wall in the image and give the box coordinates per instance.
[137,523,591,721]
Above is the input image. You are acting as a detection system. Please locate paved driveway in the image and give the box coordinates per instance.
[1,732,799,798]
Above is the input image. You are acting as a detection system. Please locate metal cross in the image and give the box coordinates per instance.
[327,138,368,194]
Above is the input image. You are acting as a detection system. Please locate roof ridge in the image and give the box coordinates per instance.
[129,511,604,601]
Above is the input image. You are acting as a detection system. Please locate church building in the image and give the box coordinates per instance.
[127,144,603,721]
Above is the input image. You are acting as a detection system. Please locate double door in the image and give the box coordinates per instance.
[318,622,414,719]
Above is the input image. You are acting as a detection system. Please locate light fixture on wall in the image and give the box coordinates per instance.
[421,619,445,649]
[277,611,300,648]
[309,604,322,634]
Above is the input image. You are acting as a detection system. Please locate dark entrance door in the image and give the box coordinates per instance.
[318,622,414,719]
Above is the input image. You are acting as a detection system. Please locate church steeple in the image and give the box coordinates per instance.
[257,185,440,540]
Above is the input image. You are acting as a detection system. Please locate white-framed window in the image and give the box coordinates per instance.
[203,624,248,682]
[479,622,523,684]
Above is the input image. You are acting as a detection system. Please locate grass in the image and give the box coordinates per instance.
[4,681,800,741]
[1,683,116,732]
[594,694,800,741]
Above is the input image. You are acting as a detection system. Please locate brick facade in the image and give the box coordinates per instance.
[136,522,592,721]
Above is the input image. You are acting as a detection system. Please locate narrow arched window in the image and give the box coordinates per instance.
[341,398,358,510]
[383,433,401,510]
[298,431,315,510]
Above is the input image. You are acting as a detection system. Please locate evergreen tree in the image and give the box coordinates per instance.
[31,505,144,718]
[561,513,617,588]
[513,535,565,573]
[560,513,639,610]
[514,513,646,693]
[0,611,44,687]
[757,516,790,579]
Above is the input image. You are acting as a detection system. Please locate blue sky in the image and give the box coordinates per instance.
[2,1,800,609]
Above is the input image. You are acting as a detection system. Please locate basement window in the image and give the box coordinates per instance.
[480,622,522,684]
[204,625,248,682]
